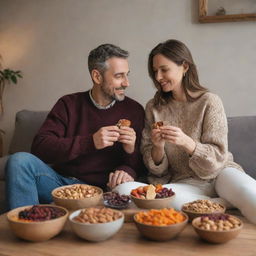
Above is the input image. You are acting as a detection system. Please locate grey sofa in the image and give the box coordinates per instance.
[0,110,256,213]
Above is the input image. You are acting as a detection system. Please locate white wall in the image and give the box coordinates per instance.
[0,0,256,155]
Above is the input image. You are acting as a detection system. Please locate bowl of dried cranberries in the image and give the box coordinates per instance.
[7,204,68,242]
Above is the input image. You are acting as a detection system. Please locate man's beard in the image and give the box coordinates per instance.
[101,83,126,102]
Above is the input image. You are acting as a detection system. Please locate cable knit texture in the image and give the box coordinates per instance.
[141,92,243,185]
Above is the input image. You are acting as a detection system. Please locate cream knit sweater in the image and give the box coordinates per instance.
[141,92,243,185]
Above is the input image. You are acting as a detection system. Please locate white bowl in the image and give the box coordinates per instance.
[69,209,124,242]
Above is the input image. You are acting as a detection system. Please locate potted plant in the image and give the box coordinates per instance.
[0,55,23,156]
[0,54,23,115]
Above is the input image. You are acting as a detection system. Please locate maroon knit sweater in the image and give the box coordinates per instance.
[31,91,145,189]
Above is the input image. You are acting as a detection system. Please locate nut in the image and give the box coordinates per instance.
[182,200,224,213]
[73,207,123,224]
[196,214,242,231]
[54,184,100,199]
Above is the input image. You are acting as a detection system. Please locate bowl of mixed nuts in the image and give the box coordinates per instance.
[192,213,243,243]
[51,184,103,210]
[7,204,68,242]
[69,207,124,242]
[181,199,226,222]
[130,184,175,209]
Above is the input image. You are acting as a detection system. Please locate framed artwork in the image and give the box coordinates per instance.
[199,0,256,23]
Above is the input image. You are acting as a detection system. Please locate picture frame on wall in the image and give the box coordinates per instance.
[199,0,256,23]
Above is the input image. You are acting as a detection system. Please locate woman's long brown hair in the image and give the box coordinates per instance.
[148,39,208,109]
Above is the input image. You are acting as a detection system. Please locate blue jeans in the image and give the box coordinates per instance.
[5,152,85,210]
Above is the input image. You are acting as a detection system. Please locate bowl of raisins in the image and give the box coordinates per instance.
[103,192,131,209]
[7,204,68,242]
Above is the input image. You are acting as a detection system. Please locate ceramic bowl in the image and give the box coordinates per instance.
[131,194,175,209]
[69,208,124,242]
[7,204,68,242]
[181,201,226,222]
[192,214,243,243]
[134,210,188,241]
[52,184,103,210]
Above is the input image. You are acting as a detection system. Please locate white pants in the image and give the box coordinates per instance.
[114,167,256,224]
[215,167,256,224]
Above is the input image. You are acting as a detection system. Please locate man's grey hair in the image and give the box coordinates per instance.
[88,44,129,74]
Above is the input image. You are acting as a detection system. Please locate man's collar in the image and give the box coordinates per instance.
[89,90,116,110]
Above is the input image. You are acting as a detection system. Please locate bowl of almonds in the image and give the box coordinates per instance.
[130,184,175,209]
[192,213,243,243]
[51,184,103,210]
[69,207,124,242]
[181,199,226,222]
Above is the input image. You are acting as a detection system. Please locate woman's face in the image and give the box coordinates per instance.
[152,54,186,93]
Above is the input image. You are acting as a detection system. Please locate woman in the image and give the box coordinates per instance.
[115,39,256,224]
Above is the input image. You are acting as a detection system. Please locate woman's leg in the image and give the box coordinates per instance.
[5,152,85,210]
[215,167,256,224]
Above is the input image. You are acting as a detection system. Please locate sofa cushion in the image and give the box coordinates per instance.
[228,116,256,179]
[0,155,8,180]
[9,110,48,154]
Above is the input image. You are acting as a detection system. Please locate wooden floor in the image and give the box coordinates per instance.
[0,212,256,256]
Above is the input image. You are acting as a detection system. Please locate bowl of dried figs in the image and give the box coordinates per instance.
[192,213,243,243]
[7,204,68,242]
[51,184,103,210]
[130,184,175,209]
[181,199,226,222]
[69,207,124,242]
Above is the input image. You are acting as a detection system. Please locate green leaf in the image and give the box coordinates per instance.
[11,75,17,84]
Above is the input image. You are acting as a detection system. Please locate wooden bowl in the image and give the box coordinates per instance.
[7,204,68,242]
[131,194,175,209]
[134,211,188,241]
[192,215,243,243]
[181,202,226,222]
[52,184,103,210]
[69,209,124,242]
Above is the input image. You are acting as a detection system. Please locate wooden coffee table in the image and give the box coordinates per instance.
[0,210,255,256]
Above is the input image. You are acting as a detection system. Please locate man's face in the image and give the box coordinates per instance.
[100,57,130,102]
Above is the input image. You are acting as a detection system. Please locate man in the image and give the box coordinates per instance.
[5,44,145,210]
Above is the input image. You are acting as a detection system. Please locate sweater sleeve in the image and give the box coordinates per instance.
[31,97,96,164]
[189,95,229,179]
[141,101,169,177]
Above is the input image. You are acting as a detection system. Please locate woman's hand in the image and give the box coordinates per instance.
[160,125,196,155]
[151,128,165,165]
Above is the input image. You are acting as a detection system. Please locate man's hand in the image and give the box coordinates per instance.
[107,170,134,189]
[118,126,136,154]
[93,126,120,150]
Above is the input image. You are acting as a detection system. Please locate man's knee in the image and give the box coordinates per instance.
[6,152,37,175]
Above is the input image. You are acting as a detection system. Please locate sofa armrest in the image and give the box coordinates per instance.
[0,155,9,181]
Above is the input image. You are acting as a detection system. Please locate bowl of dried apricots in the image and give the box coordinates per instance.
[130,184,175,209]
[134,208,188,241]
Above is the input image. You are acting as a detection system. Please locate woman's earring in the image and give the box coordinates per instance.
[183,73,186,77]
